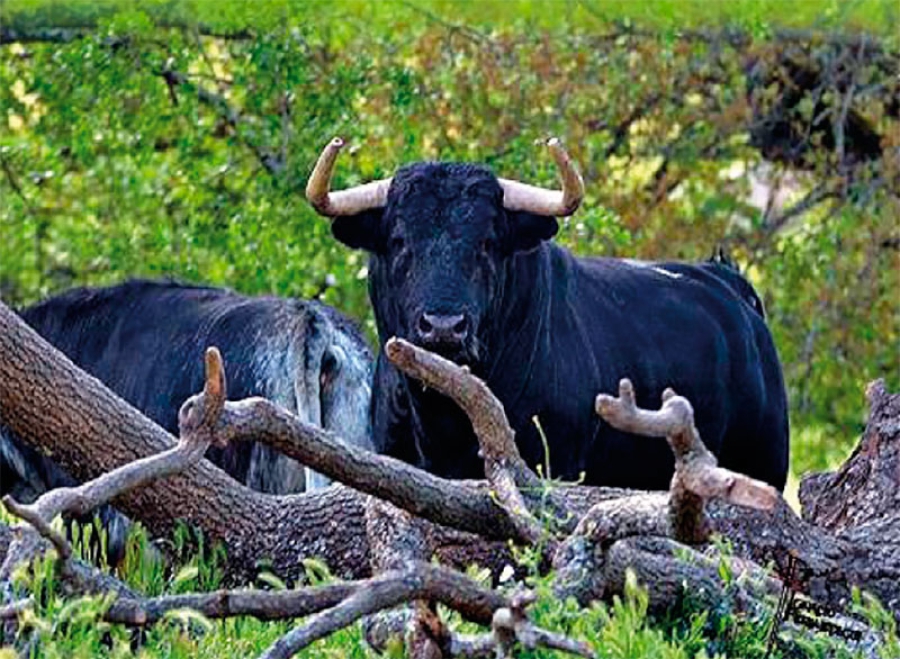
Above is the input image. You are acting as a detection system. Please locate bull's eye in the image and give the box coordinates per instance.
[481,238,495,255]
[390,236,405,253]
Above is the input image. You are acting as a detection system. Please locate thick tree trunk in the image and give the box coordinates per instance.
[798,379,900,613]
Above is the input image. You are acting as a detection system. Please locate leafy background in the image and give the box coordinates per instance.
[1,0,898,486]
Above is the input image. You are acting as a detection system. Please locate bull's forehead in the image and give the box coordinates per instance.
[386,163,503,231]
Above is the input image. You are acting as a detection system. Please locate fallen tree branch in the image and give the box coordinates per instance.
[104,582,357,627]
[3,296,900,640]
[217,396,521,542]
[1,348,225,584]
[362,497,436,653]
[596,379,778,544]
[0,300,522,580]
[384,338,536,487]
[603,536,781,613]
[493,592,595,658]
[1,497,71,561]
[552,379,868,618]
[261,560,595,659]
[386,337,570,548]
[416,590,598,659]
[259,562,506,659]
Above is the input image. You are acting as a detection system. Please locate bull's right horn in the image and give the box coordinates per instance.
[498,138,584,217]
[306,137,392,217]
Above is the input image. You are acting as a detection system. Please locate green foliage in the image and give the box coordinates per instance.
[1,2,897,480]
[2,0,897,38]
[6,513,900,657]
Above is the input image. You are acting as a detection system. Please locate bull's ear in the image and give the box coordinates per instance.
[508,211,559,252]
[331,209,386,252]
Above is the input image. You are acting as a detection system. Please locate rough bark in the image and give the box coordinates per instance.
[799,380,900,533]
[595,380,778,544]
[547,381,900,621]
[217,396,520,541]
[385,338,570,546]
[0,325,593,656]
[2,347,224,578]
[0,301,625,580]
[257,563,508,659]
[797,379,900,614]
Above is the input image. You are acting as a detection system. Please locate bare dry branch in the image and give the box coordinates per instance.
[490,590,596,658]
[386,337,567,548]
[595,378,778,543]
[0,348,225,586]
[385,338,523,472]
[259,562,507,659]
[4,289,900,644]
[595,380,703,458]
[219,396,521,541]
[105,582,359,626]
[410,589,598,658]
[1,496,71,560]
[362,498,436,653]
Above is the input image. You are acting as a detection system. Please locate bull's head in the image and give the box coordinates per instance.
[306,138,583,365]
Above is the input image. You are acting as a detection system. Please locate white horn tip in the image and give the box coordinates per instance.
[330,136,345,149]
[546,137,561,147]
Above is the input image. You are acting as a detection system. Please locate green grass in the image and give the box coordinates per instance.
[2,513,897,658]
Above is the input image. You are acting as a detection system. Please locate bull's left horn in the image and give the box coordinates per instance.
[498,138,584,217]
[306,137,392,217]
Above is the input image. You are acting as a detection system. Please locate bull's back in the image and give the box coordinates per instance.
[20,281,258,431]
[512,253,788,490]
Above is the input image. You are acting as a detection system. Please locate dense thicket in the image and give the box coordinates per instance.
[0,1,897,475]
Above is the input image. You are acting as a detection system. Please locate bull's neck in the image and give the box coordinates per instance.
[389,243,563,479]
[483,243,557,374]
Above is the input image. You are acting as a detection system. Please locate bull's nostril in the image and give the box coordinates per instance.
[418,315,434,335]
[420,312,468,346]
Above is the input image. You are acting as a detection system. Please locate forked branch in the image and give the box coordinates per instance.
[595,379,778,543]
[258,562,507,659]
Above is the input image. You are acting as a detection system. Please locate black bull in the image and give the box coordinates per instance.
[308,139,789,490]
[0,280,374,506]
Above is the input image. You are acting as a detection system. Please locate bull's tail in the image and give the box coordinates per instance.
[303,306,374,490]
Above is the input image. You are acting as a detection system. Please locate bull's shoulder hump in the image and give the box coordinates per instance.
[566,257,763,320]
